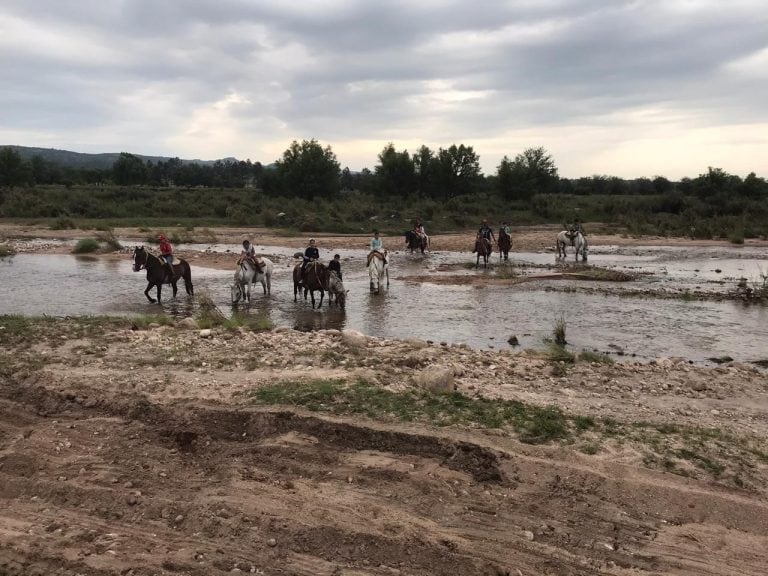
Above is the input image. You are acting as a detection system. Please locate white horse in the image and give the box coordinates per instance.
[368,249,389,294]
[556,230,571,259]
[573,231,588,261]
[231,257,273,303]
[327,271,347,309]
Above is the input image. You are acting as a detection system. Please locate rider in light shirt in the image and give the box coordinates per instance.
[368,230,387,266]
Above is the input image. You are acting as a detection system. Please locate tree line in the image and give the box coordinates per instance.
[1,141,767,240]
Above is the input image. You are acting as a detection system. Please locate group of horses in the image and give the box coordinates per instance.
[131,227,586,306]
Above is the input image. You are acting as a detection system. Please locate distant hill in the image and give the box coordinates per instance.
[3,146,239,170]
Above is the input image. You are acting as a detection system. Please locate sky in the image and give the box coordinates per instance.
[1,0,767,180]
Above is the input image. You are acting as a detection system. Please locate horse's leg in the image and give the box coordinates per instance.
[156,282,162,303]
[319,289,325,308]
[171,280,178,298]
[294,282,298,302]
[144,283,156,303]
[310,290,316,309]
[386,267,390,287]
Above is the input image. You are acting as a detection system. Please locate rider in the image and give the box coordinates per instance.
[300,238,320,285]
[158,234,174,273]
[414,219,426,239]
[501,221,511,236]
[570,218,586,246]
[474,218,495,251]
[367,230,387,266]
[239,239,256,262]
[328,253,343,280]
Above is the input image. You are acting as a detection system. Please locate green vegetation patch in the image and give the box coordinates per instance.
[249,379,572,444]
[0,243,17,257]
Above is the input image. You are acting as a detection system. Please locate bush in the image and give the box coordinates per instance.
[553,314,567,345]
[51,216,77,230]
[0,244,17,258]
[72,238,100,253]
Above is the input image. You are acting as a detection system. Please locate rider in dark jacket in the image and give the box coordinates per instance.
[328,254,342,280]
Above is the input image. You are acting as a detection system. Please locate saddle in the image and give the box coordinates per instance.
[367,250,387,266]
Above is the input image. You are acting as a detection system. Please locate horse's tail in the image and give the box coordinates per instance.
[182,260,194,295]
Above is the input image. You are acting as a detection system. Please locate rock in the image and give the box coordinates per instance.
[341,329,367,348]
[403,338,429,349]
[267,538,277,547]
[174,514,184,523]
[178,317,198,329]
[413,368,455,393]
[523,530,535,541]
[507,335,519,346]
[199,329,212,338]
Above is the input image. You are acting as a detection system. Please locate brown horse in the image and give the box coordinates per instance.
[474,236,492,268]
[498,229,511,261]
[293,261,329,309]
[132,246,193,303]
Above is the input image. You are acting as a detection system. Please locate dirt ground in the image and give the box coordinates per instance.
[2,224,768,575]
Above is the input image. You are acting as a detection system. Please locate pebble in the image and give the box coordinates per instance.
[267,538,277,547]
[174,515,184,523]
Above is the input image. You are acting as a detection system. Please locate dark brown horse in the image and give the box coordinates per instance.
[474,235,492,268]
[498,229,511,262]
[404,230,428,254]
[293,261,329,309]
[132,246,193,303]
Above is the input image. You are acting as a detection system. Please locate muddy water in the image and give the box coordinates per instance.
[1,244,767,364]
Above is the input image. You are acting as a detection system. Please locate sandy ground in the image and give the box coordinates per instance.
[2,224,768,575]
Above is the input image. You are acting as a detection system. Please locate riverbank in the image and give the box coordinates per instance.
[3,222,768,272]
[1,316,768,574]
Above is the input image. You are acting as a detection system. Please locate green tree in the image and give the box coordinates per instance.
[276,139,340,200]
[112,152,148,185]
[497,146,558,200]
[413,145,437,198]
[0,147,32,188]
[374,143,416,196]
[435,144,481,200]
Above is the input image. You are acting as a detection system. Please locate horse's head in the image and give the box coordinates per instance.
[231,283,242,304]
[132,246,147,272]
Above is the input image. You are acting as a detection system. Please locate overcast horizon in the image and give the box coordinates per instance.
[2,1,767,180]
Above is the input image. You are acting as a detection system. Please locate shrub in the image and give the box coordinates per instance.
[51,216,77,230]
[553,314,567,345]
[95,230,123,251]
[0,244,17,258]
[72,238,100,254]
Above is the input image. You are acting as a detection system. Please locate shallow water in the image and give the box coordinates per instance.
[1,244,767,364]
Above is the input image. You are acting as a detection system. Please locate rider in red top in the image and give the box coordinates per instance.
[158,234,174,270]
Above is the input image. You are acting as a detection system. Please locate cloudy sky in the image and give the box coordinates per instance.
[2,0,767,179]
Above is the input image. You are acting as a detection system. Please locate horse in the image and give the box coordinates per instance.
[231,257,273,304]
[573,231,588,261]
[368,249,389,294]
[404,230,429,254]
[132,246,194,303]
[293,261,328,309]
[555,230,571,259]
[498,229,511,262]
[474,236,492,268]
[327,271,347,309]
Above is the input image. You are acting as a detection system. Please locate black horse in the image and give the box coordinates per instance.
[132,246,194,303]
[404,230,428,254]
[498,229,511,262]
[293,261,329,309]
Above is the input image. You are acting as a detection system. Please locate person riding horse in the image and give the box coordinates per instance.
[298,238,320,286]
[238,239,263,270]
[367,230,388,266]
[473,218,495,252]
[157,234,174,275]
[328,253,343,281]
[569,218,586,246]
